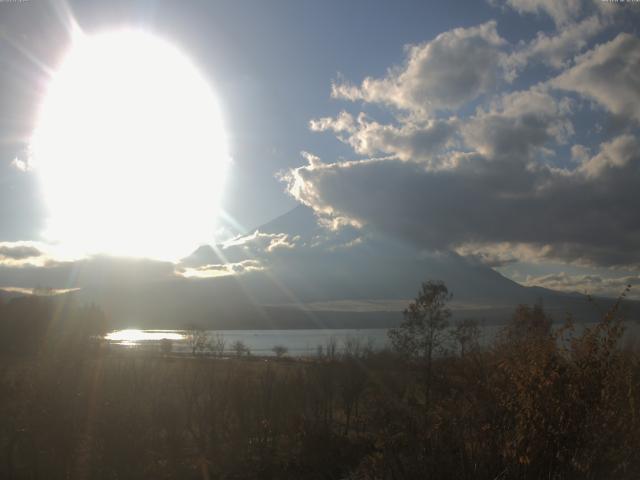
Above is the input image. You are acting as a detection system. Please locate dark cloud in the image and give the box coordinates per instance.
[285,18,640,271]
[0,255,176,290]
[282,131,640,268]
[0,243,41,260]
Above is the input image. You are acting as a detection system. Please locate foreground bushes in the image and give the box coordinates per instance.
[0,296,639,479]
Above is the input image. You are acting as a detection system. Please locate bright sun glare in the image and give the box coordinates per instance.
[31,30,230,261]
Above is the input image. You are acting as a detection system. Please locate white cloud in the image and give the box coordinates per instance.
[570,144,590,164]
[310,111,457,163]
[578,134,637,178]
[523,271,639,299]
[497,0,624,28]
[10,157,30,172]
[454,242,548,267]
[332,21,508,114]
[462,87,574,158]
[179,260,263,279]
[223,230,300,253]
[506,15,604,71]
[551,33,640,123]
[309,111,356,135]
[501,0,584,27]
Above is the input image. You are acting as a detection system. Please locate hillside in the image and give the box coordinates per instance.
[62,206,637,329]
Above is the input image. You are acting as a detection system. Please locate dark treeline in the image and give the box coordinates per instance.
[0,284,639,479]
[0,294,107,356]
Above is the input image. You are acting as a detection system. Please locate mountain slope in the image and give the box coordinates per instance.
[70,205,638,329]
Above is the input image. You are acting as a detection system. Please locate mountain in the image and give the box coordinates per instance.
[0,288,27,303]
[68,205,638,330]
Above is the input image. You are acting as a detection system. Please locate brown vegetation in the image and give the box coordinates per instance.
[0,285,638,479]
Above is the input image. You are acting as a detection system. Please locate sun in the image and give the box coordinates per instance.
[31,30,230,261]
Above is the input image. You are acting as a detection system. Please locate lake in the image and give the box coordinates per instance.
[105,328,396,356]
[103,322,640,357]
[105,322,640,357]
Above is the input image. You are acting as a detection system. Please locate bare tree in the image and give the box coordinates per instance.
[343,336,375,359]
[325,336,338,360]
[185,325,211,356]
[210,332,226,357]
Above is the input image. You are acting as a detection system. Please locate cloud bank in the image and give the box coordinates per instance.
[283,6,640,273]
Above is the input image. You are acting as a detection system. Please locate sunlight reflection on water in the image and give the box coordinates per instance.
[105,329,184,345]
[104,328,392,354]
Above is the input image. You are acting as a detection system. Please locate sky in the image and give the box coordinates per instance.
[1,0,640,300]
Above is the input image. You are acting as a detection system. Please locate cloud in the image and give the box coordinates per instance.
[292,8,640,272]
[10,157,30,172]
[332,21,508,114]
[494,0,627,78]
[178,260,263,279]
[462,87,574,158]
[223,230,301,254]
[309,111,356,135]
[453,243,526,267]
[0,242,50,268]
[523,271,639,299]
[499,0,584,27]
[496,0,626,28]
[551,33,640,123]
[282,130,640,268]
[283,299,412,313]
[506,15,605,71]
[0,254,178,290]
[0,242,42,260]
[310,111,457,163]
[578,133,636,178]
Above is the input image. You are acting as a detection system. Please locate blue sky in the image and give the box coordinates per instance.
[1,0,640,300]
[1,0,594,230]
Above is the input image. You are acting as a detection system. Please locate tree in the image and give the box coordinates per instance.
[388,280,452,405]
[231,340,250,357]
[389,280,452,361]
[210,332,226,357]
[502,302,552,345]
[185,325,211,356]
[272,345,288,358]
[450,318,480,357]
[160,338,173,356]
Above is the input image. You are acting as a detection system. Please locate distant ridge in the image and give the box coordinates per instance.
[68,205,640,329]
